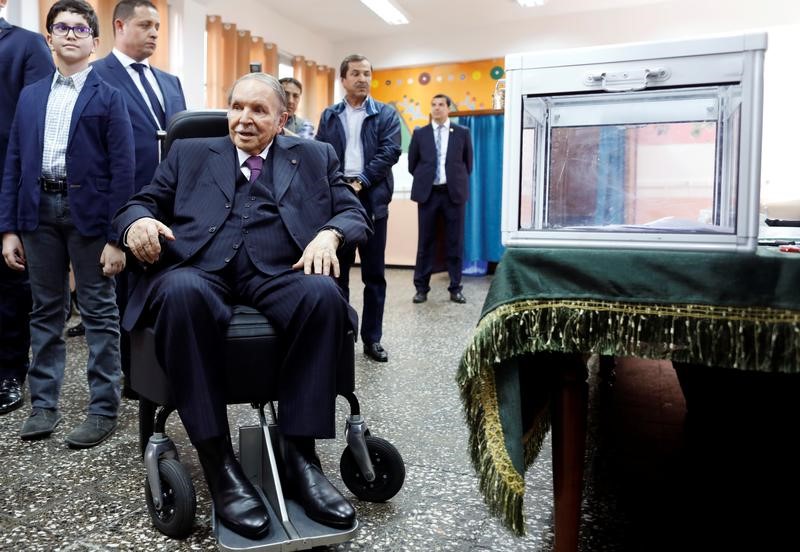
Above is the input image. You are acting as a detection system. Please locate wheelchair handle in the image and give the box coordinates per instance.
[156,129,167,163]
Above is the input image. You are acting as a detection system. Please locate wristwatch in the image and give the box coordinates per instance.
[322,226,345,246]
[345,176,363,188]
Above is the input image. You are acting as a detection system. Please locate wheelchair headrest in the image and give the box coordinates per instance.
[163,109,229,157]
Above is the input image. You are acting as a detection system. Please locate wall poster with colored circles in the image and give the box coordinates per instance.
[371,59,505,150]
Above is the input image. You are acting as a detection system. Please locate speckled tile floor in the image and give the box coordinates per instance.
[2,267,799,551]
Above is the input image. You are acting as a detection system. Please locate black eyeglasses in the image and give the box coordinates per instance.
[50,23,93,39]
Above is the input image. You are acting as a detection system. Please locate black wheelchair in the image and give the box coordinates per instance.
[132,110,405,550]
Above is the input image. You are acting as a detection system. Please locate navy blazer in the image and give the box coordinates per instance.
[0,69,135,243]
[112,134,372,331]
[0,18,54,179]
[316,97,401,219]
[408,122,473,205]
[92,53,186,192]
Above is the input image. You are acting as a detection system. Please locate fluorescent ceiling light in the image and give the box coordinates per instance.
[360,0,409,25]
[517,0,547,6]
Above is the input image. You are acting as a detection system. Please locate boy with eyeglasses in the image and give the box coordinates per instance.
[0,0,134,447]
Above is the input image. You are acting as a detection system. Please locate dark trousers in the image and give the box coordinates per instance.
[413,188,465,294]
[337,215,387,345]
[0,262,31,380]
[145,251,350,443]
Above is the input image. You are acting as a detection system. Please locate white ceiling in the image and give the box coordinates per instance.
[256,0,669,43]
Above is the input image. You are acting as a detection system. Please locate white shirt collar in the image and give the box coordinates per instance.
[433,118,450,131]
[343,96,368,111]
[112,48,150,69]
[236,142,272,168]
[50,65,93,92]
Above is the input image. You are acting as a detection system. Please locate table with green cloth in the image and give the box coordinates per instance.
[457,246,800,544]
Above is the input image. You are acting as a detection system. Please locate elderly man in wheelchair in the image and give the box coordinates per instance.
[113,73,374,541]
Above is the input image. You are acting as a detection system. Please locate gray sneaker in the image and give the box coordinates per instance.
[20,408,63,440]
[65,414,117,449]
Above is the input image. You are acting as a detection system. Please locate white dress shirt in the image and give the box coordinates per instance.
[339,98,368,177]
[42,66,93,180]
[112,48,165,129]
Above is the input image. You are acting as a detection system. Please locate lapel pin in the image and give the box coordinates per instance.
[290,159,297,165]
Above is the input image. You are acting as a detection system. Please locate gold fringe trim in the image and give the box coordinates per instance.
[457,298,800,535]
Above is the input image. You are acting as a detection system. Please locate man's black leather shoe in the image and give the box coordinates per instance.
[412,291,427,303]
[363,342,388,362]
[0,378,23,414]
[67,322,85,337]
[282,436,355,528]
[450,291,467,304]
[196,435,271,539]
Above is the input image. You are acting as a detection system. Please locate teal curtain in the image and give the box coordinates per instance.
[460,114,505,268]
[595,126,626,224]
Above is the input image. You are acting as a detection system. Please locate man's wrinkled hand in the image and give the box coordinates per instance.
[127,217,175,264]
[292,229,341,277]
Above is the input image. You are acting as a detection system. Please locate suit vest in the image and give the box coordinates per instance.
[191,152,298,275]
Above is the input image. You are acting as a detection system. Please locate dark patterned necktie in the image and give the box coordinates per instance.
[130,63,166,129]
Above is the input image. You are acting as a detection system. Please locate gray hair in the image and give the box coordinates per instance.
[227,73,287,112]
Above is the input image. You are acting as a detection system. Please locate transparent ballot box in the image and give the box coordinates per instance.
[501,33,767,251]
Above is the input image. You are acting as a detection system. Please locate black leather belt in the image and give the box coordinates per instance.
[433,184,448,191]
[39,177,68,193]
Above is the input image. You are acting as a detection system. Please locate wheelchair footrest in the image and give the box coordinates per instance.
[215,425,357,551]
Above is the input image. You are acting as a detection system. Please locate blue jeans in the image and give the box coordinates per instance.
[21,191,121,417]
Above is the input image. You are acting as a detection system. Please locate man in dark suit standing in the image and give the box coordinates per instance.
[114,73,369,539]
[408,94,473,304]
[93,0,185,193]
[316,54,401,362]
[92,0,186,395]
[0,0,55,415]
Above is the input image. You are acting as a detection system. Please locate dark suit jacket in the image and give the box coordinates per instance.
[0,18,54,179]
[112,135,372,330]
[92,53,186,192]
[0,69,135,243]
[408,122,473,205]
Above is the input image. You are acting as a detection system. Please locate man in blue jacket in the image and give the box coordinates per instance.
[0,0,55,415]
[316,54,401,362]
[91,0,186,396]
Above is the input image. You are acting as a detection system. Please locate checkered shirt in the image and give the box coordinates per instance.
[41,66,92,180]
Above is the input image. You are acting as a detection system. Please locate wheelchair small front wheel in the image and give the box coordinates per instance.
[340,436,405,502]
[144,458,196,538]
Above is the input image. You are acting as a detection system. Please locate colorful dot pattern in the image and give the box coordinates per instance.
[371,58,505,139]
